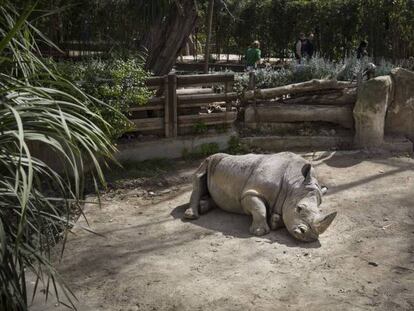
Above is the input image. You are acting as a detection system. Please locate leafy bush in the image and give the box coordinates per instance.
[182,143,220,160]
[193,121,208,134]
[234,55,398,93]
[56,57,153,139]
[227,136,248,155]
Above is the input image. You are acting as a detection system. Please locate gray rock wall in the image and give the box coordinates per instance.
[353,76,393,148]
[385,68,414,142]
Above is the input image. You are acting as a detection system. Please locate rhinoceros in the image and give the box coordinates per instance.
[183,152,337,242]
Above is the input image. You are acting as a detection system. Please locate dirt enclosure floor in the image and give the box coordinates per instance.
[30,151,414,311]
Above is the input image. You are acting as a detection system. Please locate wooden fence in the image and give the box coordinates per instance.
[129,72,238,137]
[243,73,358,130]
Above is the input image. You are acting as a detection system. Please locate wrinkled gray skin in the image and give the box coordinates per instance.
[183,152,337,242]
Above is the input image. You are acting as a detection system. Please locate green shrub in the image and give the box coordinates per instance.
[182,143,220,160]
[234,55,399,93]
[199,143,220,156]
[56,57,153,139]
[193,121,208,134]
[227,136,248,155]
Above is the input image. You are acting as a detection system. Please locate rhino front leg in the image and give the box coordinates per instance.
[183,160,209,220]
[270,213,284,230]
[241,195,270,236]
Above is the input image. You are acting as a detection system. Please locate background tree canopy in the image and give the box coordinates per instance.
[211,0,414,60]
[15,0,414,69]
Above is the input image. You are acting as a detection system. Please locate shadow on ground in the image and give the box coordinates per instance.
[170,203,321,249]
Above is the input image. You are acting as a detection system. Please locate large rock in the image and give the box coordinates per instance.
[385,68,414,142]
[353,76,392,148]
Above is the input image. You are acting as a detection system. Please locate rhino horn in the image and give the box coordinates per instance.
[313,211,337,234]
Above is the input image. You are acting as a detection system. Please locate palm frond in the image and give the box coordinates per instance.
[0,1,119,310]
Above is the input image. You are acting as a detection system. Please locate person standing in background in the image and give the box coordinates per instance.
[295,33,309,64]
[356,40,368,59]
[245,40,261,71]
[307,33,315,58]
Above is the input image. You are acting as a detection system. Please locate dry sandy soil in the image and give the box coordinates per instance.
[30,151,414,311]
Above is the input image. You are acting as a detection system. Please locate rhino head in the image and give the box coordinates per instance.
[283,163,337,242]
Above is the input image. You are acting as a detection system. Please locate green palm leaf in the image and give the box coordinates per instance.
[0,1,121,310]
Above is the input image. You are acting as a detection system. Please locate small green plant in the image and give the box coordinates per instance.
[214,124,228,133]
[181,143,220,160]
[181,147,191,160]
[199,143,219,156]
[105,158,173,182]
[193,121,208,134]
[227,136,248,155]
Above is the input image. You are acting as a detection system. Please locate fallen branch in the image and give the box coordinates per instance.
[243,79,356,100]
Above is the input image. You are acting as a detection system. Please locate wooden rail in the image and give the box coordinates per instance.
[129,72,236,137]
[243,78,357,100]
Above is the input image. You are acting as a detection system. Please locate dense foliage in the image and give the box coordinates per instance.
[12,0,414,62]
[0,2,118,310]
[234,56,401,92]
[56,57,153,139]
[14,0,173,48]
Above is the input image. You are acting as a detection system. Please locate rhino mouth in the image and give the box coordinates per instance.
[291,223,319,242]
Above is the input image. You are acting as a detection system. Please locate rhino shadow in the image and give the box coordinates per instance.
[171,204,321,249]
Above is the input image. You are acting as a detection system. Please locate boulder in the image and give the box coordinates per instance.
[385,68,414,142]
[353,76,392,148]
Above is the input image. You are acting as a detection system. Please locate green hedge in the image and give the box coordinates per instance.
[56,56,153,139]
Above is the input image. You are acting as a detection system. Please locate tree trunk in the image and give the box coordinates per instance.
[204,0,214,73]
[143,0,198,76]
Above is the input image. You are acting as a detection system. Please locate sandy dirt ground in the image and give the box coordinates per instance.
[30,151,414,311]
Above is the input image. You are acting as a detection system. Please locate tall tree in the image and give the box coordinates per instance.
[204,0,215,73]
[143,0,198,75]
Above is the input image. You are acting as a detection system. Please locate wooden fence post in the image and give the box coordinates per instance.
[248,71,256,91]
[168,72,178,137]
[224,80,233,112]
[164,75,170,137]
[248,71,259,125]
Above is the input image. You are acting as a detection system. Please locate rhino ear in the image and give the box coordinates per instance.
[314,211,337,234]
[301,163,313,184]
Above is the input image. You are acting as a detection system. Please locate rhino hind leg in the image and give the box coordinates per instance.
[199,195,216,214]
[183,160,209,220]
[241,195,270,236]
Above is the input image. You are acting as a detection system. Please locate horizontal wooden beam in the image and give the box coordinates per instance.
[243,79,356,100]
[282,88,357,105]
[178,101,226,108]
[244,103,353,129]
[145,76,164,87]
[178,92,237,105]
[128,117,164,131]
[176,88,214,95]
[129,104,164,112]
[178,111,237,127]
[177,73,234,86]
